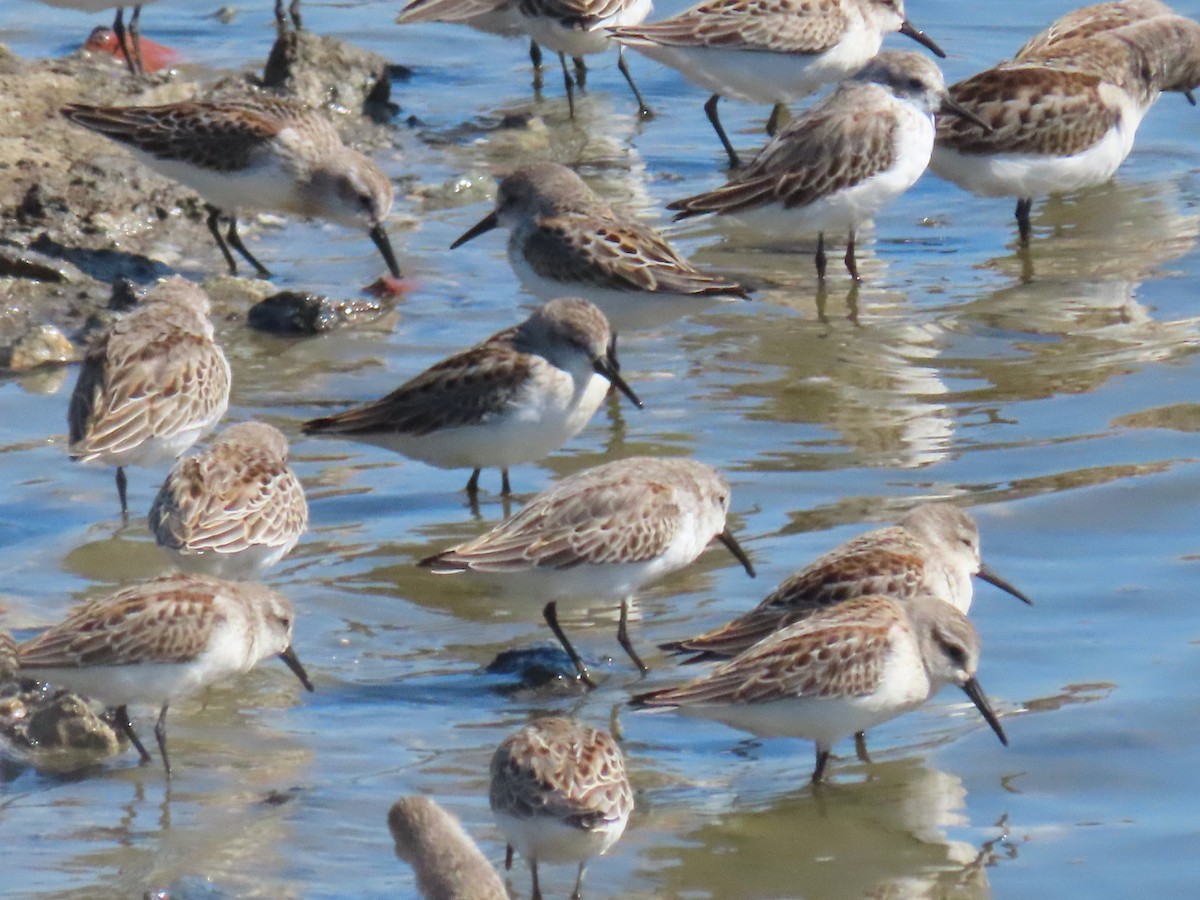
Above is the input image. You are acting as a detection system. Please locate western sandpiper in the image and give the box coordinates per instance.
[513,0,654,117]
[490,717,633,900]
[662,502,1031,662]
[303,298,641,497]
[68,277,231,516]
[633,592,1008,783]
[451,162,750,331]
[669,51,989,281]
[34,0,161,75]
[610,0,946,167]
[418,456,756,686]
[148,421,308,580]
[61,97,401,279]
[1015,0,1177,61]
[17,573,315,776]
[388,796,508,900]
[931,15,1200,244]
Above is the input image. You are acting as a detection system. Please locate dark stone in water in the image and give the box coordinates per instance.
[0,679,124,762]
[485,646,590,692]
[247,291,386,335]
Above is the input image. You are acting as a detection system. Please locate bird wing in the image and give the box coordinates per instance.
[612,0,848,52]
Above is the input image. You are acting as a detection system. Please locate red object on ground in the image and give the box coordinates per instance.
[363,276,414,297]
[82,26,180,72]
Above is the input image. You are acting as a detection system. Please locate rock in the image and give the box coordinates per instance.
[3,323,77,372]
[247,290,388,334]
[260,30,393,115]
[484,646,591,694]
[0,680,125,765]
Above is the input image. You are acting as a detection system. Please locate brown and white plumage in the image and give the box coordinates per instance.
[633,593,1008,783]
[68,276,231,515]
[1014,0,1176,60]
[17,573,314,775]
[302,297,642,497]
[669,51,974,280]
[490,717,633,900]
[419,456,755,684]
[61,97,401,279]
[932,15,1200,243]
[451,163,749,331]
[610,0,945,166]
[662,503,1031,662]
[149,422,308,580]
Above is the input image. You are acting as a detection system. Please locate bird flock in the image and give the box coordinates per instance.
[9,0,1200,896]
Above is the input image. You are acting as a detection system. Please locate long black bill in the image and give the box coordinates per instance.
[1186,90,1197,106]
[278,645,316,692]
[942,96,994,132]
[450,210,499,249]
[961,676,1007,746]
[899,20,946,59]
[977,563,1033,605]
[370,222,402,278]
[716,527,755,577]
[593,356,643,408]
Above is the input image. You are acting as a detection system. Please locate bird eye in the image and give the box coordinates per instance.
[938,638,967,668]
[907,77,924,91]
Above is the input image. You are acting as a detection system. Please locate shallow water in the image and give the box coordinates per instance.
[3,0,1200,897]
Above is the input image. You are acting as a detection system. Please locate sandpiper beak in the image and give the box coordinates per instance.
[961,676,1008,746]
[716,527,755,577]
[278,645,315,692]
[370,222,402,278]
[593,356,643,409]
[1187,89,1197,106]
[898,20,946,59]
[977,563,1033,605]
[451,210,499,248]
[942,96,994,132]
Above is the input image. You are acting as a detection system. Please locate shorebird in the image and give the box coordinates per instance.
[303,298,641,497]
[669,51,990,280]
[610,0,946,167]
[388,796,508,900]
[452,162,750,331]
[62,96,402,279]
[418,456,756,686]
[490,717,632,899]
[633,592,1008,783]
[68,277,231,515]
[17,574,314,776]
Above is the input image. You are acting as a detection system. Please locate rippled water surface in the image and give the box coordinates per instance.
[3,0,1200,896]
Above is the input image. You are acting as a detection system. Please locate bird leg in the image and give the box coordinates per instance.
[505,844,514,870]
[542,601,595,688]
[571,861,587,900]
[530,41,543,91]
[128,5,145,77]
[616,597,648,675]
[854,731,871,764]
[704,95,740,169]
[1015,197,1033,246]
[115,466,128,516]
[616,48,652,118]
[766,102,790,136]
[559,53,576,119]
[112,8,137,76]
[815,233,827,281]
[811,746,831,784]
[531,859,543,900]
[114,704,152,764]
[225,217,272,278]
[500,469,512,496]
[206,206,240,275]
[466,468,482,497]
[843,230,860,281]
[573,56,587,89]
[154,702,172,777]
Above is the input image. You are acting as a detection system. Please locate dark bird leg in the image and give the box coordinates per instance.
[854,731,871,764]
[571,861,587,900]
[114,704,152,764]
[530,41,543,91]
[505,844,514,870]
[573,56,587,89]
[225,218,272,278]
[112,7,137,77]
[559,53,576,118]
[154,702,172,777]
[616,48,652,118]
[843,230,860,281]
[543,601,595,688]
[128,5,145,76]
[1015,197,1033,245]
[500,469,512,496]
[531,859,543,900]
[289,0,303,29]
[704,94,740,169]
[616,597,648,675]
[766,102,789,136]
[115,466,128,516]
[206,205,240,274]
[811,746,831,784]
[466,468,482,497]
[815,232,827,281]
